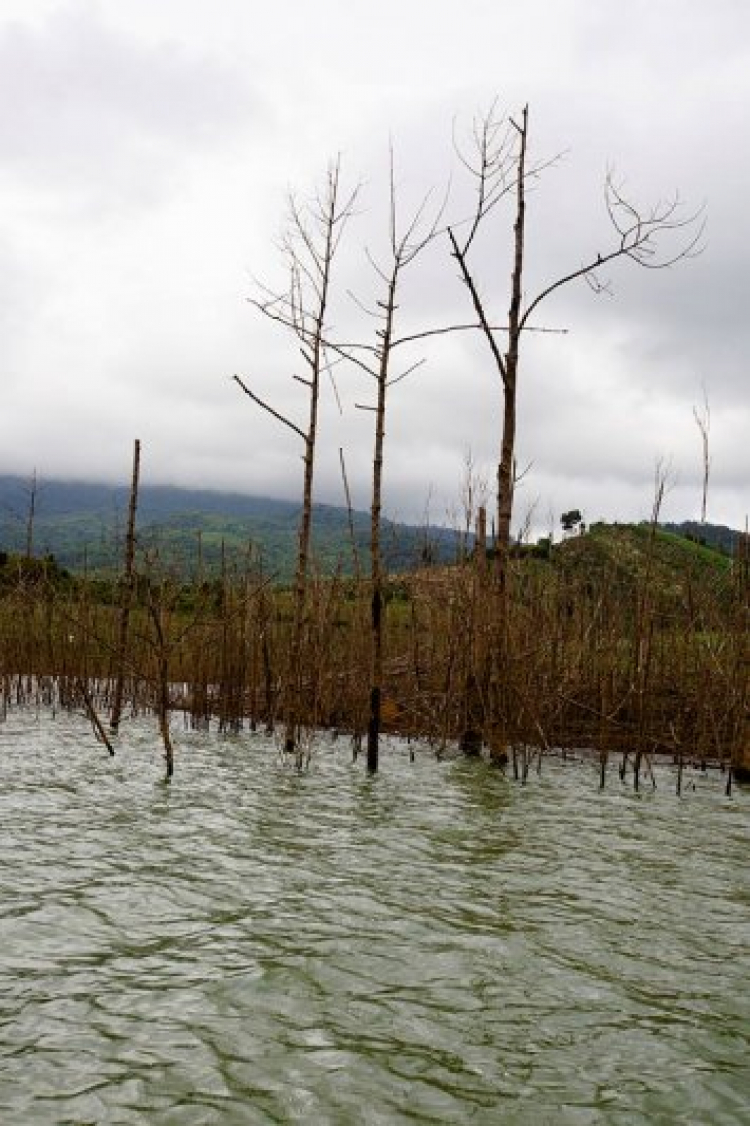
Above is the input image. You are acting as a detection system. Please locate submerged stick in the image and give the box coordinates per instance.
[77,679,115,756]
[111,438,141,733]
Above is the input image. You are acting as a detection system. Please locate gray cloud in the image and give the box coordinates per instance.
[0,0,747,535]
[0,4,258,213]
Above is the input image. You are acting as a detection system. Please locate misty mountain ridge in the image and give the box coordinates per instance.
[0,475,741,578]
[0,475,461,578]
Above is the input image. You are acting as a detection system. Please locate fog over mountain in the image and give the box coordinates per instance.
[1,1,748,536]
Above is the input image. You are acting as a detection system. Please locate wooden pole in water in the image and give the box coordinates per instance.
[78,678,115,756]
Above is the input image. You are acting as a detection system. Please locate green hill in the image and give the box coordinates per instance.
[660,520,741,555]
[551,521,736,610]
[1,475,742,585]
[0,476,461,581]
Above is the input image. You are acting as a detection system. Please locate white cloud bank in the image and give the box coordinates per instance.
[0,0,747,535]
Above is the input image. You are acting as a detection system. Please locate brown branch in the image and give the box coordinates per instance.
[448,226,508,386]
[521,177,705,329]
[392,321,568,349]
[232,375,306,441]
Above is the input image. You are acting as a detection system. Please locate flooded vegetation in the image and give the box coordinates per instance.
[1,712,749,1123]
[0,515,747,786]
[1,95,747,1126]
[1,517,747,1119]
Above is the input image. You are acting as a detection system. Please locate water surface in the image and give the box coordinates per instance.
[1,711,749,1124]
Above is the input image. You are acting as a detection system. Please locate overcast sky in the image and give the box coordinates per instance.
[1,0,748,535]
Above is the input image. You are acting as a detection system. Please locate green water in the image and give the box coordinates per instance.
[1,711,749,1125]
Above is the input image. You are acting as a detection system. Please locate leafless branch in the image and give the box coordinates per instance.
[392,321,568,349]
[364,245,390,285]
[513,459,534,486]
[448,226,508,385]
[386,357,426,388]
[347,288,381,319]
[232,375,306,441]
[327,363,344,415]
[520,176,706,330]
[323,340,379,379]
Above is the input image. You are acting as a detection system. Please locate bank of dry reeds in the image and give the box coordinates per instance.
[0,520,747,790]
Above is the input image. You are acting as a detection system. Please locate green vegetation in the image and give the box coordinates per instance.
[0,474,740,584]
[556,521,733,588]
[0,551,72,592]
[0,477,460,580]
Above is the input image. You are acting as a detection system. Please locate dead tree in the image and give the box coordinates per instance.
[234,159,356,761]
[346,154,444,773]
[24,469,40,560]
[110,438,140,733]
[144,574,175,780]
[693,386,711,524]
[631,457,673,791]
[449,101,704,574]
[445,101,703,757]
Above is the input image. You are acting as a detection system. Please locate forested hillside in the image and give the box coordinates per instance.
[0,476,462,579]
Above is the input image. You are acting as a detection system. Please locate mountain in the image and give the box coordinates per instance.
[660,520,742,555]
[0,476,465,580]
[1,475,743,582]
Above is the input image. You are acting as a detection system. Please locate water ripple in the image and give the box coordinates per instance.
[0,710,749,1123]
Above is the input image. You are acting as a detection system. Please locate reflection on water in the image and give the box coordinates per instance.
[0,710,749,1124]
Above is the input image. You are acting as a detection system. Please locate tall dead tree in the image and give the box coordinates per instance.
[234,159,356,761]
[110,438,140,734]
[449,101,704,576]
[344,155,444,773]
[447,101,703,757]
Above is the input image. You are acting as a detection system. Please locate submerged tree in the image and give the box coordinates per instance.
[234,160,356,762]
[110,438,141,734]
[445,101,703,759]
[226,104,704,773]
[340,152,444,772]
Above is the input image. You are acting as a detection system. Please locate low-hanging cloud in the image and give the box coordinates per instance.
[0,0,747,536]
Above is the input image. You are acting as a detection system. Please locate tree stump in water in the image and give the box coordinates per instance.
[487,729,509,768]
[735,731,750,785]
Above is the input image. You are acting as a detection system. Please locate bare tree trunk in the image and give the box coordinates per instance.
[286,426,319,758]
[693,388,711,524]
[496,106,527,570]
[367,276,397,773]
[446,99,700,763]
[351,158,443,773]
[78,678,115,756]
[25,469,38,561]
[147,584,174,780]
[235,161,354,763]
[111,438,140,733]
